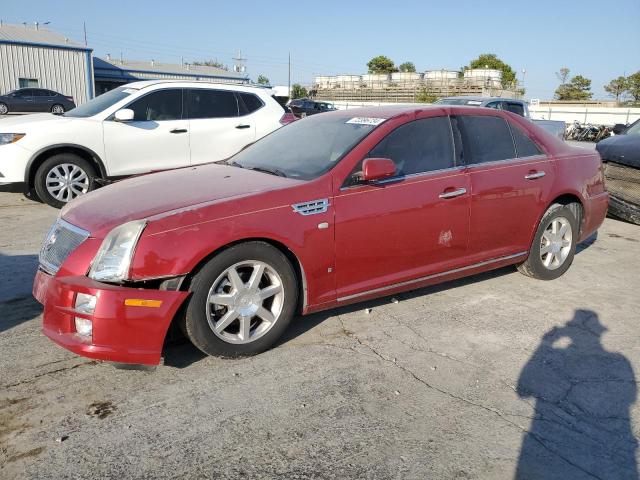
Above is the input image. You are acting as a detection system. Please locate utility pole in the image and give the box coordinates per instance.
[288,52,291,97]
[83,21,87,46]
[233,50,247,77]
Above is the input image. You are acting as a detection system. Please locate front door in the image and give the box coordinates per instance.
[334,115,471,301]
[455,114,555,263]
[185,88,256,164]
[103,88,190,176]
[12,89,34,112]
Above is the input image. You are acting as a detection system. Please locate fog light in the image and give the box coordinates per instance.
[74,317,93,337]
[75,293,97,314]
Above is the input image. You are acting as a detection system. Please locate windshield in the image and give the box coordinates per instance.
[64,86,135,118]
[231,114,381,180]
[626,120,640,136]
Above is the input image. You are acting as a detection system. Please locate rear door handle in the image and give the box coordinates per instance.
[170,128,188,134]
[235,124,251,129]
[525,171,546,180]
[439,188,467,199]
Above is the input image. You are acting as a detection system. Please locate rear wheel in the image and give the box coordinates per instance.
[34,153,96,208]
[51,104,65,114]
[184,242,298,357]
[518,203,579,280]
[0,102,8,115]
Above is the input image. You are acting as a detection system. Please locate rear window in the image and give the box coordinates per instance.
[457,115,516,164]
[510,124,542,157]
[187,89,238,119]
[504,102,525,116]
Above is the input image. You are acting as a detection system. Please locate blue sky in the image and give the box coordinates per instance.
[2,0,639,99]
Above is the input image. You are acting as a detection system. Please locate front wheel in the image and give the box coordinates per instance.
[34,154,97,208]
[184,241,298,357]
[518,203,579,280]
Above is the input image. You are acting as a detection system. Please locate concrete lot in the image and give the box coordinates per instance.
[1,190,639,479]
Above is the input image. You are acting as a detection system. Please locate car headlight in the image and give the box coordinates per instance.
[88,220,146,282]
[0,133,26,145]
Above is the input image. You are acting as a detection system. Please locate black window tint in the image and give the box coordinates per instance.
[238,93,263,114]
[485,101,503,110]
[16,89,32,98]
[511,123,542,157]
[504,102,525,116]
[458,115,516,164]
[368,116,455,176]
[47,90,57,97]
[188,89,238,119]
[129,89,183,121]
[33,89,47,97]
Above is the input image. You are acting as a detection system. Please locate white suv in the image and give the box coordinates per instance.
[0,80,294,207]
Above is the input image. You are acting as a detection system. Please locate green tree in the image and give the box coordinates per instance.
[604,76,629,102]
[290,83,308,99]
[257,74,270,85]
[555,74,593,100]
[464,53,517,88]
[627,72,640,102]
[192,59,228,70]
[398,62,416,73]
[367,55,397,74]
[415,88,437,103]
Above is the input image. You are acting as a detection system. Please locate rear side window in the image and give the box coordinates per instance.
[510,124,543,157]
[238,93,264,115]
[129,89,183,121]
[368,116,455,176]
[187,89,238,119]
[457,115,516,164]
[504,102,525,116]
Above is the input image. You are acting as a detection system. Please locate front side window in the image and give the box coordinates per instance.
[367,116,455,177]
[129,89,183,121]
[187,89,238,119]
[510,123,543,157]
[15,89,33,98]
[457,115,516,164]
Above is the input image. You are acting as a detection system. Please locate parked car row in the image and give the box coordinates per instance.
[0,81,295,207]
[288,98,337,118]
[0,88,76,114]
[31,104,608,365]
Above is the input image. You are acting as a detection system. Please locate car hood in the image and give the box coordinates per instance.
[61,163,300,237]
[0,113,76,131]
[596,135,640,169]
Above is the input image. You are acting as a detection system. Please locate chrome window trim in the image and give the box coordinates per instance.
[340,165,467,191]
[464,154,548,170]
[337,251,528,303]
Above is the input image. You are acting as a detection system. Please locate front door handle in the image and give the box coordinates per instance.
[235,124,251,129]
[439,188,467,199]
[525,171,546,180]
[170,128,188,134]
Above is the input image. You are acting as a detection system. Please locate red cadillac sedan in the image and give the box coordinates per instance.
[33,105,609,365]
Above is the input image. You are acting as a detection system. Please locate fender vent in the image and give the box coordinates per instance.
[291,199,330,216]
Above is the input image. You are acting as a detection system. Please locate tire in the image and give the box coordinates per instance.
[51,104,65,114]
[184,241,298,357]
[0,102,8,115]
[34,153,97,208]
[517,203,579,280]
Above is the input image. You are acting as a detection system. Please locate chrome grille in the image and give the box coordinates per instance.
[39,219,90,275]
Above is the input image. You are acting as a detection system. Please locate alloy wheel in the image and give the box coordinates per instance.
[0,103,7,115]
[45,163,90,203]
[206,260,285,344]
[52,104,64,114]
[540,216,572,270]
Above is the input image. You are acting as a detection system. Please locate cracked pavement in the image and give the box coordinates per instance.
[1,191,639,479]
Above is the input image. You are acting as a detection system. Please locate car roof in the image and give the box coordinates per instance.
[439,96,523,103]
[123,80,272,93]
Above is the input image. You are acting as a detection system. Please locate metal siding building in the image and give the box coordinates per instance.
[93,57,248,94]
[0,23,93,104]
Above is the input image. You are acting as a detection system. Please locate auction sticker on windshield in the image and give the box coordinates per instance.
[346,117,387,126]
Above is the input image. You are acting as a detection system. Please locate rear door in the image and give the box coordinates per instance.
[33,89,53,112]
[334,114,471,300]
[186,88,256,164]
[456,114,554,263]
[103,88,190,175]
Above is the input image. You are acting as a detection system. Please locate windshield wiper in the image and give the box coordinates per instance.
[247,166,288,177]
[218,160,244,168]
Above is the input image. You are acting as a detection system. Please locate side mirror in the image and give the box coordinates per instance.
[612,124,627,135]
[362,158,396,182]
[114,108,134,122]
